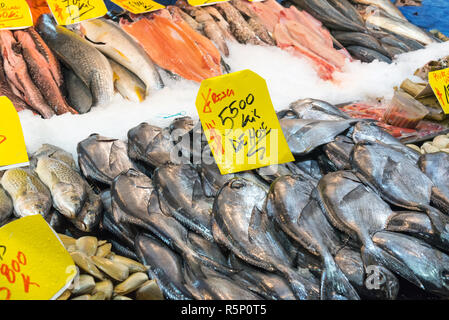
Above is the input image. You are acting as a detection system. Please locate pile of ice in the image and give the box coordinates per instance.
[19,40,449,158]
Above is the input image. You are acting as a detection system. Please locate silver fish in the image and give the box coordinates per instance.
[280,118,358,156]
[80,18,163,94]
[36,15,114,107]
[213,178,319,299]
[77,134,137,186]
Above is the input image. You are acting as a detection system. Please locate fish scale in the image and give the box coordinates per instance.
[36,15,114,107]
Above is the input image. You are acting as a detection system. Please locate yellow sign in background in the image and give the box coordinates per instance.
[46,0,108,25]
[0,0,33,30]
[429,68,449,114]
[0,96,29,171]
[195,70,294,174]
[111,0,165,14]
[187,0,229,7]
[0,215,76,300]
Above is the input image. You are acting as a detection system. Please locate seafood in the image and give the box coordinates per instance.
[35,157,87,219]
[109,59,146,103]
[265,175,359,299]
[77,134,137,186]
[14,29,77,115]
[213,178,319,299]
[0,30,54,118]
[290,0,366,32]
[154,164,214,240]
[36,15,114,107]
[280,118,357,155]
[351,141,449,242]
[0,186,13,225]
[79,18,163,94]
[62,68,93,114]
[120,11,222,83]
[346,45,392,63]
[1,168,52,218]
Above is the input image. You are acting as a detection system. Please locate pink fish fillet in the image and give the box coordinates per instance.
[0,30,54,118]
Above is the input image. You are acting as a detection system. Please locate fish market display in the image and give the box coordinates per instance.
[5,93,449,300]
[3,0,449,302]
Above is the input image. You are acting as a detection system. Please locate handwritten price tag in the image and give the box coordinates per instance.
[429,68,449,114]
[110,0,164,14]
[0,0,33,30]
[195,70,294,174]
[187,0,229,7]
[46,0,108,25]
[0,215,76,300]
[0,96,29,171]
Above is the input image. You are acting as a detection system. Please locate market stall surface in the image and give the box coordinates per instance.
[20,40,449,159]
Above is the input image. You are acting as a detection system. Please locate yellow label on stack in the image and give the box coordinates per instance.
[187,0,229,7]
[0,215,76,300]
[195,70,294,175]
[111,0,165,14]
[46,0,108,25]
[0,0,33,30]
[429,68,449,114]
[0,96,29,171]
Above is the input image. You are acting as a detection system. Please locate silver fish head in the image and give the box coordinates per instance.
[53,184,85,219]
[15,193,51,218]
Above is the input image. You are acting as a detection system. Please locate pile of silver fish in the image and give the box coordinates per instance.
[2,98,449,300]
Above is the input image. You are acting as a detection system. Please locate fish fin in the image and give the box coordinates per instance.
[192,179,204,203]
[320,256,360,300]
[431,186,449,215]
[280,266,319,300]
[421,205,449,245]
[183,246,238,276]
[361,243,424,290]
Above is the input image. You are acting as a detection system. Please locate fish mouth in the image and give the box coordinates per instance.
[230,179,246,189]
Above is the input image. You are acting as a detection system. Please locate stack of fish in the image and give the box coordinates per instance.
[286,0,438,63]
[3,98,449,299]
[0,28,77,118]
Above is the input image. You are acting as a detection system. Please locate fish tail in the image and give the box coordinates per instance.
[422,205,449,245]
[320,255,360,300]
[184,249,238,276]
[281,266,319,300]
[361,242,424,290]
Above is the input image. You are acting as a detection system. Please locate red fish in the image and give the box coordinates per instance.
[0,30,55,118]
[14,29,77,115]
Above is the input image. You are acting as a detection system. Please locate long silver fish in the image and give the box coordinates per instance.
[352,0,406,21]
[36,15,114,107]
[109,59,146,103]
[79,18,163,94]
[363,9,435,45]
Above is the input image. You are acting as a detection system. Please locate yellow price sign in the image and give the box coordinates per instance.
[0,96,29,171]
[0,215,76,300]
[0,0,33,30]
[187,0,229,7]
[429,68,449,114]
[195,70,294,174]
[46,0,108,26]
[110,0,164,14]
